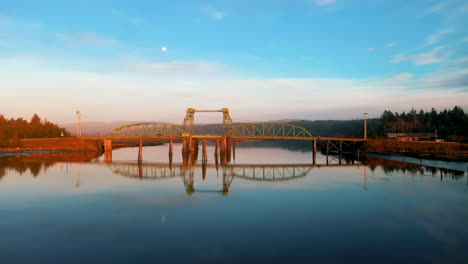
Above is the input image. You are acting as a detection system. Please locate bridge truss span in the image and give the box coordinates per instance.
[110,123,186,137]
[226,122,314,140]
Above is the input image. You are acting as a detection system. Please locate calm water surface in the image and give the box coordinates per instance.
[1,144,467,264]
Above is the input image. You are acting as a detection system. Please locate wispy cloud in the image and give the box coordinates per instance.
[426,28,454,46]
[367,48,376,52]
[121,56,229,75]
[450,57,468,67]
[421,68,468,90]
[387,43,395,48]
[55,31,119,45]
[464,36,468,42]
[391,46,449,65]
[2,53,467,122]
[365,73,415,91]
[423,3,446,15]
[201,6,225,20]
[314,0,336,6]
[411,47,449,65]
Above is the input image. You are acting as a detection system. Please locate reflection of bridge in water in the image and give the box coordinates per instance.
[106,161,364,195]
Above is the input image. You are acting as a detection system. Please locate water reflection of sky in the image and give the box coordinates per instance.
[0,146,467,263]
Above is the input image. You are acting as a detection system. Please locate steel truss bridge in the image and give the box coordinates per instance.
[89,108,366,142]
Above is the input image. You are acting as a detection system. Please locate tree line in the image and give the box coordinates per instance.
[289,106,468,142]
[381,106,468,138]
[0,113,70,147]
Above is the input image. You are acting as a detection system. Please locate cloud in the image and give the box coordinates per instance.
[387,73,414,82]
[421,69,468,90]
[387,43,395,48]
[391,46,449,65]
[55,31,119,45]
[364,73,414,91]
[314,0,336,6]
[450,57,468,67]
[201,6,225,20]
[367,48,376,52]
[426,28,454,46]
[390,54,407,63]
[464,37,468,42]
[120,56,229,75]
[1,53,467,123]
[423,3,446,15]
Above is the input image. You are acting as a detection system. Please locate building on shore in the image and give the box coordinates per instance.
[386,133,438,142]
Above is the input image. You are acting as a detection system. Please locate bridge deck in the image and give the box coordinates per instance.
[83,135,366,142]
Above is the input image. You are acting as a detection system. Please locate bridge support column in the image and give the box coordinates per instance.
[232,140,236,162]
[104,139,112,152]
[202,140,208,180]
[104,139,112,163]
[138,163,143,180]
[326,141,329,165]
[138,139,143,162]
[214,139,219,171]
[312,140,317,165]
[226,138,231,163]
[220,138,227,166]
[202,140,208,162]
[169,139,173,168]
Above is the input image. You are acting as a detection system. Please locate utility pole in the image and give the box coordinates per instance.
[76,111,82,138]
[363,113,368,140]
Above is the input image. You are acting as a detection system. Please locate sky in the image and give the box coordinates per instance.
[1,0,468,124]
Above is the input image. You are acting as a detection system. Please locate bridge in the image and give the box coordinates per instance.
[85,108,366,164]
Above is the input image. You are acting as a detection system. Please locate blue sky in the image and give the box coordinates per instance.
[1,0,467,124]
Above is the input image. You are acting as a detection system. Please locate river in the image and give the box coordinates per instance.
[0,144,467,263]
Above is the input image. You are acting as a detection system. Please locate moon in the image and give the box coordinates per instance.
[161,46,167,52]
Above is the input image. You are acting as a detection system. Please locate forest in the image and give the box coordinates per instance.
[291,106,468,141]
[0,113,70,147]
[1,106,467,149]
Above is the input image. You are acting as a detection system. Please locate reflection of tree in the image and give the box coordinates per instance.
[365,157,465,179]
[0,151,102,180]
[0,156,54,178]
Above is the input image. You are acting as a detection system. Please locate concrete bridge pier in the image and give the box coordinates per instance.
[169,139,173,169]
[202,140,208,162]
[312,140,317,165]
[214,139,220,171]
[232,140,236,162]
[104,139,113,163]
[225,138,232,164]
[138,139,143,162]
[190,138,199,155]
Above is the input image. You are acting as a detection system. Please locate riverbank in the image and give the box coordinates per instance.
[0,138,103,153]
[363,139,468,161]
